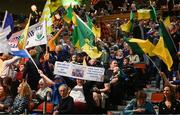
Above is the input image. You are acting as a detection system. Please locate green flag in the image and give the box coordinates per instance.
[76,15,95,46]
[150,6,157,22]
[86,14,93,29]
[124,37,155,56]
[63,5,73,24]
[72,15,101,59]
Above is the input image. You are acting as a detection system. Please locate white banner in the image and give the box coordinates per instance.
[54,62,105,82]
[8,22,47,49]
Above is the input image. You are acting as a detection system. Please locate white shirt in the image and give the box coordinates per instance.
[0,56,20,78]
[69,85,86,103]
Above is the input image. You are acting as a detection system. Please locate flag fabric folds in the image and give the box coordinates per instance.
[124,37,155,56]
[11,50,29,58]
[120,11,134,33]
[75,15,95,46]
[159,21,177,54]
[39,0,53,35]
[0,36,11,54]
[0,11,13,54]
[152,36,173,71]
[137,9,151,20]
[86,14,101,38]
[49,0,62,13]
[61,0,81,8]
[2,11,14,30]
[18,14,31,50]
[152,21,174,71]
[63,6,73,24]
[163,16,171,28]
[72,15,102,59]
[137,7,157,21]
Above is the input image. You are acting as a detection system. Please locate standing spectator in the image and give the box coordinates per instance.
[23,49,42,90]
[0,54,20,78]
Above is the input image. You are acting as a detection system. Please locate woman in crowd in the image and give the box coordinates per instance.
[123,90,156,114]
[159,85,180,114]
[126,49,140,64]
[0,85,13,113]
[10,81,32,114]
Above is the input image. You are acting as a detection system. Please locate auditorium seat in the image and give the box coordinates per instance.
[151,92,164,104]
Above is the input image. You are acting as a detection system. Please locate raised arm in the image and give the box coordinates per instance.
[38,70,55,86]
[4,56,20,66]
[159,72,176,88]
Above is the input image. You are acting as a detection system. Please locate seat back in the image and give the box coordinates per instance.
[74,102,87,113]
[151,92,164,103]
[37,102,54,113]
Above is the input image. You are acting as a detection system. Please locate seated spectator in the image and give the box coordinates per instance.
[53,84,74,114]
[33,78,52,105]
[122,57,136,78]
[126,49,140,64]
[38,70,66,106]
[69,79,87,113]
[123,90,156,114]
[159,85,180,114]
[0,85,13,113]
[9,81,32,114]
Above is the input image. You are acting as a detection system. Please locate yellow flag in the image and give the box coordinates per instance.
[120,21,131,33]
[129,38,155,56]
[83,57,87,66]
[152,36,173,71]
[92,26,101,38]
[18,14,31,50]
[82,43,102,59]
[39,0,52,35]
[163,16,171,28]
[137,9,151,20]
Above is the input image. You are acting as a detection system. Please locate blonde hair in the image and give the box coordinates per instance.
[19,81,32,100]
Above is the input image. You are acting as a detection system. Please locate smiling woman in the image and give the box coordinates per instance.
[159,85,180,114]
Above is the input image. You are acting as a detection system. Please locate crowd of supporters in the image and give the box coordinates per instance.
[0,0,180,114]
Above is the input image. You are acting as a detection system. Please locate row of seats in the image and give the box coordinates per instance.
[29,101,87,114]
[151,92,180,104]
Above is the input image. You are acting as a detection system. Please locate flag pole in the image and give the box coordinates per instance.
[23,13,38,70]
[25,49,39,70]
[145,54,161,73]
[2,10,8,29]
[45,20,48,54]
